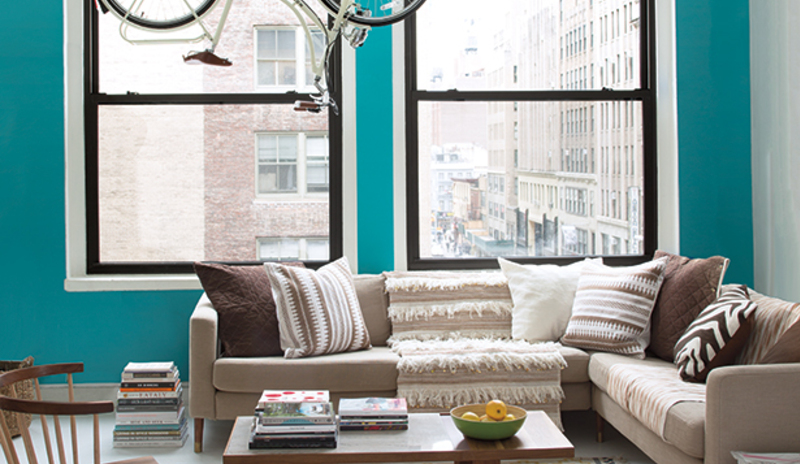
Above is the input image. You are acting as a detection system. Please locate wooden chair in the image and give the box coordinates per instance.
[0,363,158,464]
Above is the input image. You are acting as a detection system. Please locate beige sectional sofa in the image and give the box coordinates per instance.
[189,273,800,464]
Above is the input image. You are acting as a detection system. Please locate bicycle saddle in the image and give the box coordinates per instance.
[183,50,233,66]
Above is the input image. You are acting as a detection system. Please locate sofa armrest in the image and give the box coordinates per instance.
[189,293,219,420]
[706,362,800,464]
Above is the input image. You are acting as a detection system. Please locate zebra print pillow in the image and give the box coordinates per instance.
[674,285,758,382]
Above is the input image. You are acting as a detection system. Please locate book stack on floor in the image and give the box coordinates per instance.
[338,397,409,431]
[249,390,337,449]
[113,361,187,448]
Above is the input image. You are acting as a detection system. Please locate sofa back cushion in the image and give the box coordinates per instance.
[383,271,513,343]
[735,286,800,364]
[353,274,391,347]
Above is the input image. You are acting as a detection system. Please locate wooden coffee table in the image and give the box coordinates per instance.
[223,410,574,464]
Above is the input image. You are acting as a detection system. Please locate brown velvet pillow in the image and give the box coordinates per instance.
[194,261,302,357]
[648,250,730,361]
[759,319,800,364]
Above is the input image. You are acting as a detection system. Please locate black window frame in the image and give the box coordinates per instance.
[83,1,343,274]
[404,0,657,270]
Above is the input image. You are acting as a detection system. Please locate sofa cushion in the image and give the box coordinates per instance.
[648,250,729,362]
[194,261,300,357]
[736,287,800,364]
[265,257,372,359]
[213,346,400,393]
[353,274,391,347]
[499,257,596,342]
[759,319,800,364]
[559,345,591,384]
[589,352,705,458]
[674,285,757,382]
[384,271,512,342]
[561,257,668,358]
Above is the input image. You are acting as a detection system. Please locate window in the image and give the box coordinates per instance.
[82,0,342,274]
[406,0,655,268]
[258,237,330,261]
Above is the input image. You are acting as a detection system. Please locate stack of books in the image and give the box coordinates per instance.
[113,362,187,448]
[338,397,409,431]
[249,390,337,449]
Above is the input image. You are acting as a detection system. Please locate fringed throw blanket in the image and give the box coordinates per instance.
[393,339,566,429]
[606,364,705,441]
[383,271,513,343]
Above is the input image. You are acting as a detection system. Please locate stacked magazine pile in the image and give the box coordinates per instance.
[338,397,408,431]
[113,361,187,448]
[249,390,337,449]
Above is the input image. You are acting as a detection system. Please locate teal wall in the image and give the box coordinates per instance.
[0,1,754,382]
[675,0,754,286]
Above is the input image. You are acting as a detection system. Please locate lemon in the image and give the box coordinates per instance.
[502,413,516,421]
[461,411,480,421]
[485,399,507,421]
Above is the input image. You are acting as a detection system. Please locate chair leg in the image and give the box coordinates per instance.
[595,411,604,443]
[194,418,204,453]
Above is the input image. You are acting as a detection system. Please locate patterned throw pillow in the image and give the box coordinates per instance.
[264,257,371,359]
[735,287,800,364]
[384,271,513,343]
[194,262,301,357]
[674,285,758,382]
[560,257,669,359]
[648,250,730,362]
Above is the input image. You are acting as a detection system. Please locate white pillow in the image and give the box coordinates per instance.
[498,257,595,342]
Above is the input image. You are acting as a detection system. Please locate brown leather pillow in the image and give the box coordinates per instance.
[194,261,302,357]
[649,250,730,361]
[759,319,800,364]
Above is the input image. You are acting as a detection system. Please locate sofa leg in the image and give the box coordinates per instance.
[194,418,204,453]
[595,412,604,443]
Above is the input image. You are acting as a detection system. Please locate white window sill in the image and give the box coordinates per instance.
[64,274,202,292]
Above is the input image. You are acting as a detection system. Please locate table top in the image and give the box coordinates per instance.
[223,410,574,464]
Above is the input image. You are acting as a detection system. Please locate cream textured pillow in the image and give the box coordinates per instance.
[499,257,596,342]
[561,257,669,359]
[264,257,371,358]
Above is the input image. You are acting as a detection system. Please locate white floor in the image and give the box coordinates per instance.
[4,410,655,464]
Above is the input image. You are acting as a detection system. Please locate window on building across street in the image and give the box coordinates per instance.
[84,0,341,274]
[405,0,655,269]
[255,27,326,90]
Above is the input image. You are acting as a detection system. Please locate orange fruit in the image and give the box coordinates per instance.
[485,399,507,421]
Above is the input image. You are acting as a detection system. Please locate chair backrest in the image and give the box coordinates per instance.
[0,363,114,464]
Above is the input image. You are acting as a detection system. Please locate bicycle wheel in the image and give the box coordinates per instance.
[101,0,221,30]
[320,0,427,26]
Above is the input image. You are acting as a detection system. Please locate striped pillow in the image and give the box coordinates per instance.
[674,285,758,382]
[264,257,371,359]
[560,257,669,359]
[384,271,513,343]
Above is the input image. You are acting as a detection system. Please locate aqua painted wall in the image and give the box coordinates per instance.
[675,0,754,287]
[0,2,754,382]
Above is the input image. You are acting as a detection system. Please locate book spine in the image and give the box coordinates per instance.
[118,398,180,406]
[254,424,337,434]
[117,389,182,399]
[256,416,335,425]
[114,431,183,437]
[120,381,179,390]
[113,440,186,448]
[249,440,336,449]
[339,424,409,431]
[117,405,181,412]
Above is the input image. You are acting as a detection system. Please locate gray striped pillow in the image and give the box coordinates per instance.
[264,257,371,359]
[560,257,669,359]
[674,285,757,382]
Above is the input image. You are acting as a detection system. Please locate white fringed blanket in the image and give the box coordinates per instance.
[392,339,566,429]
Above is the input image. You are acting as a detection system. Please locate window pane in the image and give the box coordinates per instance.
[257,30,277,59]
[257,61,276,86]
[307,239,329,260]
[98,104,329,263]
[279,136,298,161]
[418,100,643,259]
[97,2,328,94]
[278,61,297,86]
[415,0,640,91]
[306,136,328,159]
[258,135,277,162]
[277,30,296,59]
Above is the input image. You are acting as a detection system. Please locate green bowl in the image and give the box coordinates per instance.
[450,404,527,440]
